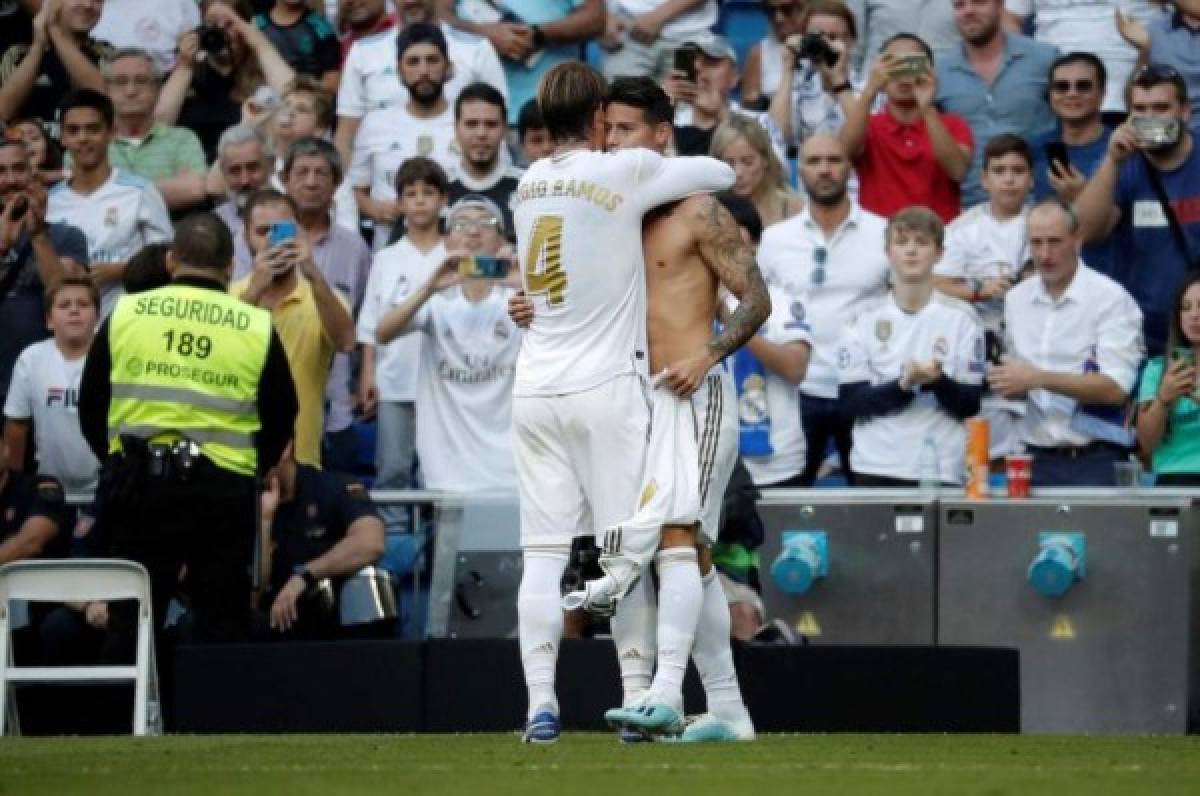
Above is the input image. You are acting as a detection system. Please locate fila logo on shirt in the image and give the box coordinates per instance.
[46,387,79,409]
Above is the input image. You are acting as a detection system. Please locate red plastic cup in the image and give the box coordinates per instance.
[1006,453,1033,498]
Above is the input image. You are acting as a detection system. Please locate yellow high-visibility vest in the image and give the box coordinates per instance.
[107,284,273,476]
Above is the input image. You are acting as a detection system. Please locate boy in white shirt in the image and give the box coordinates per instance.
[934,133,1035,460]
[374,195,521,491]
[46,90,173,318]
[4,276,101,495]
[357,157,450,511]
[839,206,986,486]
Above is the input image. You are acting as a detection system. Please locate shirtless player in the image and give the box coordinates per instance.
[511,77,776,742]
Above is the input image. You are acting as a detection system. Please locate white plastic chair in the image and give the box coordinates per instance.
[0,559,160,736]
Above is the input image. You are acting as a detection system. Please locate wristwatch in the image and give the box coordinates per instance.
[293,565,318,592]
[531,25,546,50]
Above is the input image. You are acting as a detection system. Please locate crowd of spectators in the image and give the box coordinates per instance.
[0,0,1199,647]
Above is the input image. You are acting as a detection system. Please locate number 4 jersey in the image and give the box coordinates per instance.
[511,147,734,397]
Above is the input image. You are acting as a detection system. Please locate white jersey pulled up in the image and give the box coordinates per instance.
[934,204,1029,334]
[511,147,734,396]
[839,293,985,484]
[403,284,521,492]
[3,339,99,493]
[46,169,173,317]
[349,106,459,251]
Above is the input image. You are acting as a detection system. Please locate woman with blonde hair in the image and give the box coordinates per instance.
[710,114,803,229]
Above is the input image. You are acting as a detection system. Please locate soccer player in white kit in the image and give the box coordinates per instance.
[511,63,735,743]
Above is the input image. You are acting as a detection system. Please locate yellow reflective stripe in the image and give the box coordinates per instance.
[112,424,255,450]
[111,383,257,415]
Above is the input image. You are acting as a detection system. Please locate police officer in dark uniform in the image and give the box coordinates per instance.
[78,212,298,645]
[259,443,385,640]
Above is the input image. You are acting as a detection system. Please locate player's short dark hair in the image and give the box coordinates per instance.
[124,242,172,294]
[715,191,763,244]
[887,206,944,248]
[44,274,99,311]
[537,62,608,143]
[396,21,448,60]
[60,89,115,128]
[173,213,235,272]
[455,81,507,123]
[516,98,545,140]
[605,77,674,127]
[1050,52,1107,91]
[394,156,449,196]
[880,32,934,64]
[983,133,1032,169]
[243,189,299,229]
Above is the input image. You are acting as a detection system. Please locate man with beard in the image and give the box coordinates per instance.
[1075,64,1200,357]
[349,23,460,251]
[446,82,522,243]
[334,0,506,166]
[935,0,1058,208]
[758,133,890,486]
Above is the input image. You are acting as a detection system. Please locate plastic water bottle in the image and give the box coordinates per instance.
[917,435,940,497]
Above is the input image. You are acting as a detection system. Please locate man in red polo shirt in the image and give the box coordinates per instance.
[839,33,973,222]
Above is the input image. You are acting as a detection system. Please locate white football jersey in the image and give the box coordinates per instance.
[405,285,522,492]
[839,293,985,484]
[336,23,508,120]
[348,105,458,251]
[934,204,1029,333]
[3,339,99,493]
[46,169,173,317]
[512,147,734,396]
[356,237,447,402]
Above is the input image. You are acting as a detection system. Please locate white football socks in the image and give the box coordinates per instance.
[518,548,569,721]
[648,546,703,710]
[610,574,657,706]
[692,568,752,726]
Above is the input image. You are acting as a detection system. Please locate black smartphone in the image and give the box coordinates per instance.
[673,45,698,82]
[1044,141,1070,172]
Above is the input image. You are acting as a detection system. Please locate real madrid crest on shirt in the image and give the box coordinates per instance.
[494,320,510,341]
[104,206,119,227]
[875,318,892,351]
[933,336,949,360]
[738,373,768,424]
[417,135,434,157]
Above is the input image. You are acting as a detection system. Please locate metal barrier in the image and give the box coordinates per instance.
[66,487,1200,733]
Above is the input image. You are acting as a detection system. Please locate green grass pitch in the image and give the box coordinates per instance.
[3,734,1200,795]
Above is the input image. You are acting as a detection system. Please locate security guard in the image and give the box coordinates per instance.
[79,212,298,645]
[258,443,386,640]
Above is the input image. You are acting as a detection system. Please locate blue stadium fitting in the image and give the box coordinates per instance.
[770,531,829,596]
[1026,533,1087,599]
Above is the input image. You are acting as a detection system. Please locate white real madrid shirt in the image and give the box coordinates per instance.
[336,23,508,121]
[356,237,447,403]
[741,286,814,486]
[1003,264,1144,448]
[934,204,1029,333]
[839,293,986,484]
[403,284,521,492]
[512,148,734,396]
[758,202,890,399]
[3,339,99,493]
[349,105,458,251]
[45,169,173,317]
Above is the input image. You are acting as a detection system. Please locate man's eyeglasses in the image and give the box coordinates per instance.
[107,76,156,89]
[811,246,828,286]
[450,217,501,233]
[1050,79,1095,95]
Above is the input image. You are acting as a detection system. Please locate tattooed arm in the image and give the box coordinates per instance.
[658,195,773,397]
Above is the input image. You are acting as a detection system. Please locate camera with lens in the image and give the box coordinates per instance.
[792,33,839,68]
[197,24,229,57]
